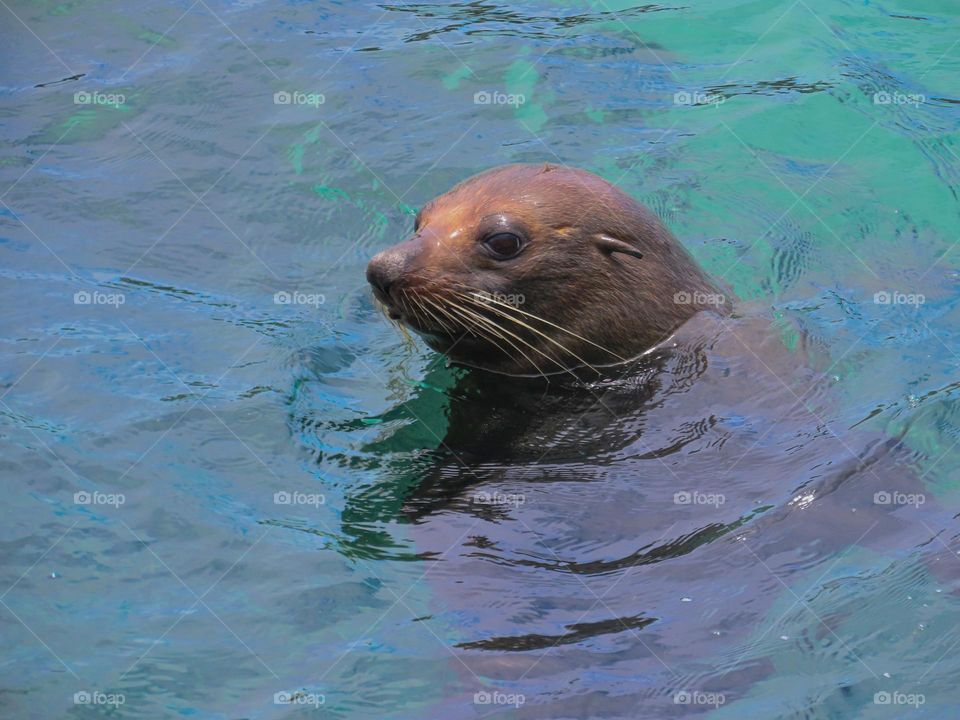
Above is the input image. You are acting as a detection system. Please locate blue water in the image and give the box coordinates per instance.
[2,1,960,718]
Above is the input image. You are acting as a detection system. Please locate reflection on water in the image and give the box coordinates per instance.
[2,1,960,718]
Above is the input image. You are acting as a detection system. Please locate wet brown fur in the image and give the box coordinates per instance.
[367,163,728,376]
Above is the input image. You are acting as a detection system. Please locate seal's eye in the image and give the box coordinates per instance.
[482,232,524,260]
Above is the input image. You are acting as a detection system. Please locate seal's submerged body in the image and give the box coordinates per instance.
[345,165,947,716]
[366,163,727,376]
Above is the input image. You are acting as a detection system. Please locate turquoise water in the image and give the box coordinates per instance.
[2,1,960,718]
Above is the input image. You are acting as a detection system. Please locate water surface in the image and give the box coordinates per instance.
[2,1,960,718]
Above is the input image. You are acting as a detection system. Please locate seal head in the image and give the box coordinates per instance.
[367,163,725,376]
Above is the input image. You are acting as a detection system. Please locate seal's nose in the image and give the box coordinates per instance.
[366,238,421,302]
[366,249,403,300]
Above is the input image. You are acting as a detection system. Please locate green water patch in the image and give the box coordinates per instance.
[505,57,551,134]
[441,65,473,91]
[29,97,137,145]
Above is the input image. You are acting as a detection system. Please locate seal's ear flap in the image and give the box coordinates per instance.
[593,234,643,260]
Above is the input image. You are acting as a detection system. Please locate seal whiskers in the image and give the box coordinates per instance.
[443,296,599,380]
[455,291,605,374]
[431,301,542,377]
[406,290,454,334]
[373,296,414,345]
[438,298,556,377]
[456,288,627,363]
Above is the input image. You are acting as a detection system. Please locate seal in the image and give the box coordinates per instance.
[366,163,727,376]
